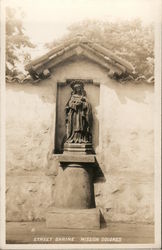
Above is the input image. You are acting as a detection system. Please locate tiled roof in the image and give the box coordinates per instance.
[25,35,136,80]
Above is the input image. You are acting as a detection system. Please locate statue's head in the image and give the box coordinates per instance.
[70,81,85,96]
[73,84,82,95]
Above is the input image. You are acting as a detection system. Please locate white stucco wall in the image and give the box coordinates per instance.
[6,58,154,223]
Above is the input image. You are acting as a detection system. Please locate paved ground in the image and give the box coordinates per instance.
[6,222,154,244]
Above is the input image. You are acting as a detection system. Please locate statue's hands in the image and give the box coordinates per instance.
[81,97,86,102]
[76,102,82,107]
[74,100,82,107]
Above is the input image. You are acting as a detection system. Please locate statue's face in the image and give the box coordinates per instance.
[74,84,82,94]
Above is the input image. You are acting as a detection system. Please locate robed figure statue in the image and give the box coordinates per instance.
[65,81,92,144]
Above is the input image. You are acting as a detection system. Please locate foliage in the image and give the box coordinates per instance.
[6,6,35,78]
[47,19,154,79]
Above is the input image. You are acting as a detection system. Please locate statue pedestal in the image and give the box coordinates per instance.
[46,154,101,229]
[46,208,100,229]
[64,143,93,154]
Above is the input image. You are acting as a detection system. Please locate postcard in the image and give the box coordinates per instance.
[0,0,161,249]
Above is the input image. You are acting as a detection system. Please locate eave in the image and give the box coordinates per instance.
[25,35,136,81]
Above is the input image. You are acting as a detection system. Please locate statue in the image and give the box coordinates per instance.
[65,81,92,144]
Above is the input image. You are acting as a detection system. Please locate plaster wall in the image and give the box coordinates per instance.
[6,58,154,223]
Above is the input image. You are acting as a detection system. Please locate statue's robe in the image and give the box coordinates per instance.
[65,94,92,143]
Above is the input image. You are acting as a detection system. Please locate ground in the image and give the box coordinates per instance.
[6,222,154,244]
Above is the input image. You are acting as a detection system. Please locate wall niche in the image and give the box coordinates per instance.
[54,79,100,154]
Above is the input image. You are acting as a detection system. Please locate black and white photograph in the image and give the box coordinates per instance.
[0,0,161,249]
